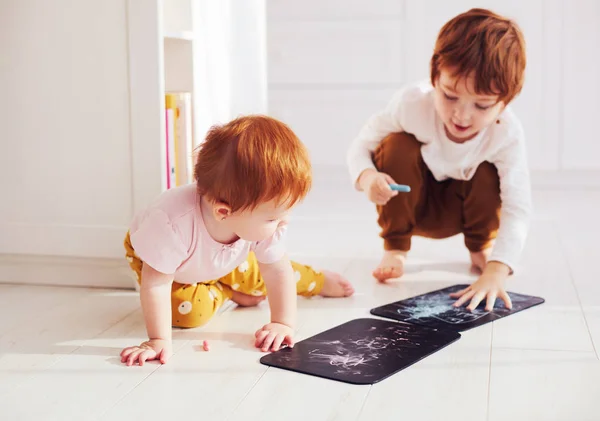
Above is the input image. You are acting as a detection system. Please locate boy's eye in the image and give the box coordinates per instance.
[267,219,278,223]
[444,92,458,101]
[475,103,491,111]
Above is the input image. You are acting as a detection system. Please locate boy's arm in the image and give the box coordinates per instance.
[255,255,297,351]
[452,136,533,312]
[488,137,533,272]
[347,90,406,189]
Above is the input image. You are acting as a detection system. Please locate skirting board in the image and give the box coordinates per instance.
[0,254,136,290]
[0,223,128,258]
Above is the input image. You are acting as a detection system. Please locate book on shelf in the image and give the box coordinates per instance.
[165,92,194,188]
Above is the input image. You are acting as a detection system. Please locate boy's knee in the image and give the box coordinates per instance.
[374,132,422,173]
[471,162,500,197]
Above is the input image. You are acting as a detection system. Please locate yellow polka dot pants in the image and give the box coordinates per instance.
[124,232,324,328]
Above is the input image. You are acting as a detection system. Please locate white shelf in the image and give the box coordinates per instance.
[128,0,200,211]
[163,30,194,41]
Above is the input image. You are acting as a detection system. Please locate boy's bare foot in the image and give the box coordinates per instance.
[231,290,266,307]
[319,270,355,297]
[373,250,407,282]
[469,249,491,274]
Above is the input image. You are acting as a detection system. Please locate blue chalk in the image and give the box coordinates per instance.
[389,183,411,193]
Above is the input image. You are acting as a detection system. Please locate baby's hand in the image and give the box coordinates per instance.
[359,169,399,205]
[120,338,172,366]
[255,322,294,352]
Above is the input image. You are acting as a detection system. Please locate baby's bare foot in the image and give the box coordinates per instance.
[469,249,491,274]
[319,270,355,297]
[231,290,266,307]
[373,250,407,282]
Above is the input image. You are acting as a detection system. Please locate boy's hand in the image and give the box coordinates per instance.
[358,169,399,205]
[450,262,513,311]
[120,339,172,366]
[255,322,294,352]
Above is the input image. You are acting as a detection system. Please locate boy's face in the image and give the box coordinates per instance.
[226,199,292,242]
[433,68,506,143]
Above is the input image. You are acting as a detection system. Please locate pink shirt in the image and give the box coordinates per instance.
[129,184,287,284]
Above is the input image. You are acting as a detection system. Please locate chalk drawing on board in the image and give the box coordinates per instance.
[260,318,460,385]
[370,284,545,332]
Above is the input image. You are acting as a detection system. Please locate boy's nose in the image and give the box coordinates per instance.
[453,105,471,124]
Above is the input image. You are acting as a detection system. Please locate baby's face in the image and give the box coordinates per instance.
[433,68,505,143]
[227,199,292,242]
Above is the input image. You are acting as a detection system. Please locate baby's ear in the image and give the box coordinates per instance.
[213,201,232,221]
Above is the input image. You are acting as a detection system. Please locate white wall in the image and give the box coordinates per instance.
[0,0,132,258]
[267,0,600,171]
[562,0,600,169]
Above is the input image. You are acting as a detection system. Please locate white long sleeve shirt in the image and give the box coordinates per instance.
[347,81,532,271]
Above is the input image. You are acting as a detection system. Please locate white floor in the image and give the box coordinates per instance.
[1,173,599,421]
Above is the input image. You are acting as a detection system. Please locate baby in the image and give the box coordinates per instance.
[347,8,532,312]
[121,115,354,366]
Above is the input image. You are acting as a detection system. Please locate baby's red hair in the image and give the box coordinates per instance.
[194,115,312,212]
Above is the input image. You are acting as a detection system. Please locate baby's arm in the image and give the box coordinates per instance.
[254,255,296,352]
[120,263,174,366]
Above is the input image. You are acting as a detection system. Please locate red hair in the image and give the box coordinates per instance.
[430,8,526,104]
[194,115,311,212]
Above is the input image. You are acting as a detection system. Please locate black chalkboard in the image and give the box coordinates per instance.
[260,318,460,385]
[370,284,545,332]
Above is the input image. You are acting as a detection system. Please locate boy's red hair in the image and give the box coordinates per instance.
[430,8,526,104]
[194,115,311,212]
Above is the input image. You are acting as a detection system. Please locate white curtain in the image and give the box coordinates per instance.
[192,0,267,142]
